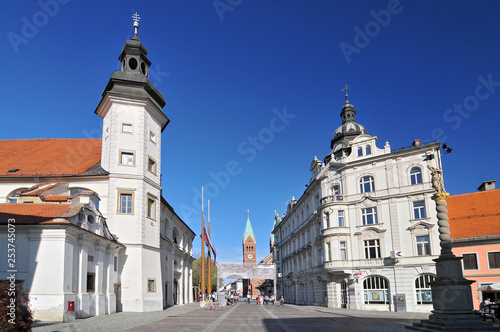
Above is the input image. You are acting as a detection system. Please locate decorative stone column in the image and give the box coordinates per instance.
[407,168,496,331]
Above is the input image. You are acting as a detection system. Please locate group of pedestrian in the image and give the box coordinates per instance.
[227,292,239,305]
[253,294,284,305]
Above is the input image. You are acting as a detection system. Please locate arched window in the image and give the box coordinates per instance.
[365,145,371,155]
[315,195,320,208]
[357,147,363,157]
[331,185,341,195]
[410,167,423,185]
[415,274,435,304]
[360,176,375,193]
[173,228,179,244]
[363,276,389,304]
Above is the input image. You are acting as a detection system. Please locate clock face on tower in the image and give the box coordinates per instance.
[247,254,253,259]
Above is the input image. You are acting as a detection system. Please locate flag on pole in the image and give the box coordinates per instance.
[203,226,216,266]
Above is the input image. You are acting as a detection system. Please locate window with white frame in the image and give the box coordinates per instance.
[360,176,375,193]
[488,252,500,269]
[340,241,347,260]
[413,201,426,219]
[332,185,341,195]
[338,210,345,227]
[362,207,378,225]
[365,145,371,155]
[363,276,389,304]
[357,147,363,156]
[149,131,156,143]
[326,243,331,261]
[462,253,478,270]
[415,274,435,305]
[364,239,381,259]
[410,167,423,185]
[416,235,431,256]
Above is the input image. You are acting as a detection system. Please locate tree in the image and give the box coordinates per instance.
[192,255,223,293]
[0,281,33,332]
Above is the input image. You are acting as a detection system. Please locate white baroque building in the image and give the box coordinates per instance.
[272,93,442,312]
[0,22,195,321]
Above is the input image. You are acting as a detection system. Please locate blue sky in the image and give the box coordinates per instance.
[2,1,500,264]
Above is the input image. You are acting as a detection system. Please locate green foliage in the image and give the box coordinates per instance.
[192,256,223,293]
[0,281,34,332]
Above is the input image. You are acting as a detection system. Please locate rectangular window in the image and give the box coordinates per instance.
[120,151,135,165]
[87,273,95,293]
[416,235,431,256]
[364,239,381,259]
[326,243,331,261]
[362,207,378,225]
[148,279,156,293]
[340,241,347,260]
[488,252,500,269]
[88,255,94,262]
[118,191,134,214]
[147,157,157,174]
[338,210,345,227]
[462,253,478,270]
[147,196,156,220]
[114,256,118,272]
[122,123,133,133]
[357,147,363,156]
[413,201,426,219]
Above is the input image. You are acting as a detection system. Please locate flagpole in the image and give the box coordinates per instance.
[201,187,206,300]
[207,199,212,297]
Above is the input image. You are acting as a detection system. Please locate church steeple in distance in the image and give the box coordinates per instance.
[243,210,256,265]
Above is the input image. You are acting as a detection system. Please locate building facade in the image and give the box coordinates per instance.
[449,181,500,310]
[272,93,442,312]
[0,22,195,321]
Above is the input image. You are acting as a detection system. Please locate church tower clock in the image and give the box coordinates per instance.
[243,210,256,265]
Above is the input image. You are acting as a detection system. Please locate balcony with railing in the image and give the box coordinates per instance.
[320,195,344,205]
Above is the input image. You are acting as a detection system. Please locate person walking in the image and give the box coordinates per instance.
[279,295,284,307]
[247,293,251,303]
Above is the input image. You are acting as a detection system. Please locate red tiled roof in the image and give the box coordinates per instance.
[448,189,500,240]
[0,203,81,224]
[44,195,71,202]
[0,139,102,177]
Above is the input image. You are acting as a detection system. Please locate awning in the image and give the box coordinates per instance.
[478,282,500,292]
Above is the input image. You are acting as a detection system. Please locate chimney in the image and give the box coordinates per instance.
[477,181,496,191]
[412,139,421,147]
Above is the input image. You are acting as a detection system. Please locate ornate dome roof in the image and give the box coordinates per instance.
[329,91,368,156]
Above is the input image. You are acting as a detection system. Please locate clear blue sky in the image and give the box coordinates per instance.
[2,1,500,264]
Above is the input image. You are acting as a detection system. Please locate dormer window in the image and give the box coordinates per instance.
[357,147,363,157]
[365,145,371,155]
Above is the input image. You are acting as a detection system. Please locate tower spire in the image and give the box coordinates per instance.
[132,11,140,35]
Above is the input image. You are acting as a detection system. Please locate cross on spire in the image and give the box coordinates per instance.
[341,84,349,103]
[132,12,140,34]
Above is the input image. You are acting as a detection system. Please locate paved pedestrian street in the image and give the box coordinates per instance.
[32,301,437,332]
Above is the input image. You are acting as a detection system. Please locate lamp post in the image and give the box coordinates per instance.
[407,167,496,331]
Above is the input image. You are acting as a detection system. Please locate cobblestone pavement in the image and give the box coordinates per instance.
[31,302,457,332]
